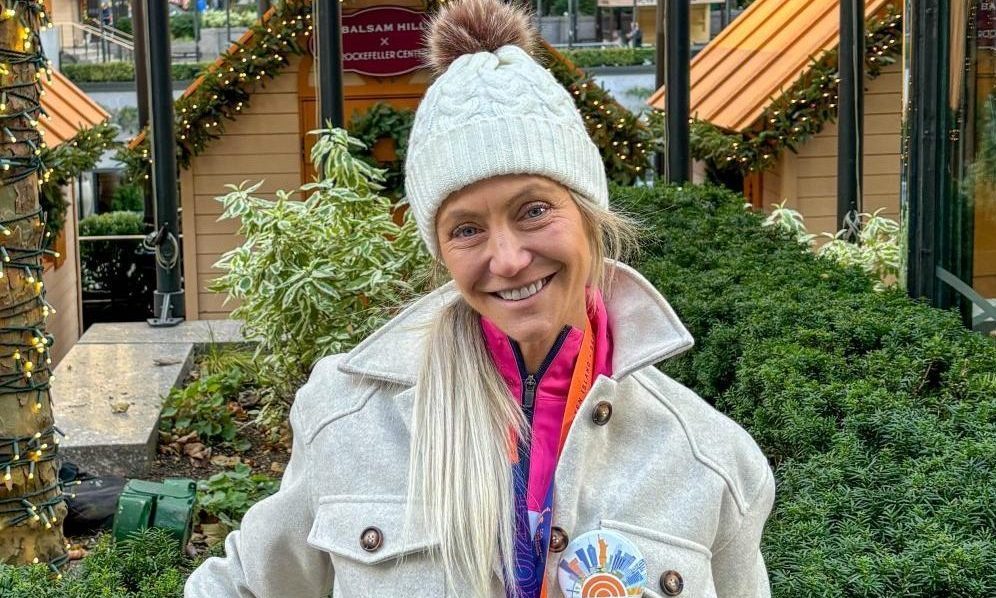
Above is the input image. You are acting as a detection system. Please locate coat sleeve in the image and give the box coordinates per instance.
[185,381,334,598]
[710,463,776,598]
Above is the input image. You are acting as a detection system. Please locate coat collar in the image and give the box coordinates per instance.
[336,260,695,385]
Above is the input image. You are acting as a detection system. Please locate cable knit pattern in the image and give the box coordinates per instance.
[405,44,608,257]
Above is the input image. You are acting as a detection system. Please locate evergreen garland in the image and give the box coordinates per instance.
[122,0,314,181]
[651,5,903,175]
[539,43,653,185]
[120,0,650,188]
[38,123,118,249]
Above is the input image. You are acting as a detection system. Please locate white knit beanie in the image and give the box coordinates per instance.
[404,0,608,258]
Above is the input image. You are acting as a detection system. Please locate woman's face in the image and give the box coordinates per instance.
[435,174,593,352]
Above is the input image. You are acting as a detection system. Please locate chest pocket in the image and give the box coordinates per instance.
[308,496,446,598]
[600,519,717,598]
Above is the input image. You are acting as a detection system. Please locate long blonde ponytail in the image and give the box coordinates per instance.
[405,190,639,596]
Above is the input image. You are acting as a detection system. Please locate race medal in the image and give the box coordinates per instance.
[556,529,647,597]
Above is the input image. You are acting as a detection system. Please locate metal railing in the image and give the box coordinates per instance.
[55,21,134,63]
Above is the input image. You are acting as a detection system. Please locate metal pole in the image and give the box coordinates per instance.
[665,0,690,183]
[723,0,733,28]
[837,0,864,241]
[226,0,232,44]
[145,0,184,325]
[654,0,665,177]
[567,0,573,48]
[194,0,201,62]
[904,0,950,306]
[315,0,344,128]
[572,0,578,43]
[131,0,153,228]
[632,0,638,47]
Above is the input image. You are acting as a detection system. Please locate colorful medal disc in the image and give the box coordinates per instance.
[556,529,647,597]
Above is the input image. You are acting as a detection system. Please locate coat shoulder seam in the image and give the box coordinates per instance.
[632,369,750,515]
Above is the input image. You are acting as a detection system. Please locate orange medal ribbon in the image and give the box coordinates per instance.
[540,318,596,598]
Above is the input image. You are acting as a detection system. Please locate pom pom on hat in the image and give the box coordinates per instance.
[424,0,539,76]
[405,0,609,258]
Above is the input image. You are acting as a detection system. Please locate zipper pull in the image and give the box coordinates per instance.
[523,375,537,410]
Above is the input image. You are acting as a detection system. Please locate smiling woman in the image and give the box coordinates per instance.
[184,0,775,597]
[436,175,595,371]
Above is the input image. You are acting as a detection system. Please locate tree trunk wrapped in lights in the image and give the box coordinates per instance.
[0,0,69,573]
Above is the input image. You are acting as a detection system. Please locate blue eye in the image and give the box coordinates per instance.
[452,225,478,239]
[524,204,549,219]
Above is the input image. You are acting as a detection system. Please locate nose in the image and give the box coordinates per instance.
[488,229,531,279]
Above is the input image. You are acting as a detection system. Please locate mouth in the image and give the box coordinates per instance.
[490,273,556,303]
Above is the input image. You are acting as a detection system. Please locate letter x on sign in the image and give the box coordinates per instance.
[381,37,389,46]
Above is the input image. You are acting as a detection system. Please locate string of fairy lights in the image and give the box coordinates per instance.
[0,0,78,578]
[121,0,651,187]
[675,6,903,175]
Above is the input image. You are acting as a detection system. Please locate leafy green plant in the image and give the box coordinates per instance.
[196,463,280,530]
[0,528,199,597]
[208,127,430,395]
[200,8,259,28]
[764,201,900,290]
[160,368,244,444]
[614,182,996,598]
[170,12,195,39]
[61,61,213,83]
[111,183,145,212]
[761,200,816,245]
[346,102,416,200]
[40,123,119,248]
[78,210,150,297]
[559,46,655,68]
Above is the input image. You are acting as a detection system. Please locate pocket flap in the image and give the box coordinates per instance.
[308,495,438,565]
[600,519,715,598]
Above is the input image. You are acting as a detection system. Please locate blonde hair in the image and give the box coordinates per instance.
[405,188,639,596]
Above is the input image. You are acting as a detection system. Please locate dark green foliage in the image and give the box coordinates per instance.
[160,368,245,444]
[116,16,132,35]
[613,182,996,597]
[39,123,119,248]
[196,463,280,529]
[560,47,655,68]
[77,211,153,317]
[0,529,199,597]
[110,183,144,212]
[346,102,415,200]
[170,12,195,40]
[61,61,214,83]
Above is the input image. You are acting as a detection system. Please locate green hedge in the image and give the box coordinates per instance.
[612,182,996,597]
[61,61,213,84]
[0,529,210,597]
[560,46,655,68]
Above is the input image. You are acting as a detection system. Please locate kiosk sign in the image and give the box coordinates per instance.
[342,6,429,77]
[981,1,995,52]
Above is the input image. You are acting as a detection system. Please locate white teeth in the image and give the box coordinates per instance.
[497,277,547,301]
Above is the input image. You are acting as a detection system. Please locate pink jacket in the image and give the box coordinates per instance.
[480,287,614,513]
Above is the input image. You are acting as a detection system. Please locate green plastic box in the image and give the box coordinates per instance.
[112,478,196,549]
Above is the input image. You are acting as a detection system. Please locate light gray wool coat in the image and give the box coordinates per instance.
[185,261,776,598]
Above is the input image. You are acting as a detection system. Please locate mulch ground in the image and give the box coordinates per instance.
[65,361,293,563]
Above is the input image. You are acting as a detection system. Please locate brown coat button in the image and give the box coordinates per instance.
[360,526,383,552]
[660,570,683,595]
[549,527,569,553]
[592,401,612,425]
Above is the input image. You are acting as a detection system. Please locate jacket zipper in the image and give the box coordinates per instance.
[512,325,573,424]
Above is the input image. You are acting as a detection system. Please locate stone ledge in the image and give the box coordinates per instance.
[76,319,249,346]
[52,320,248,478]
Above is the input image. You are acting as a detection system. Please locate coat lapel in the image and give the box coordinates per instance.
[337,259,694,386]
